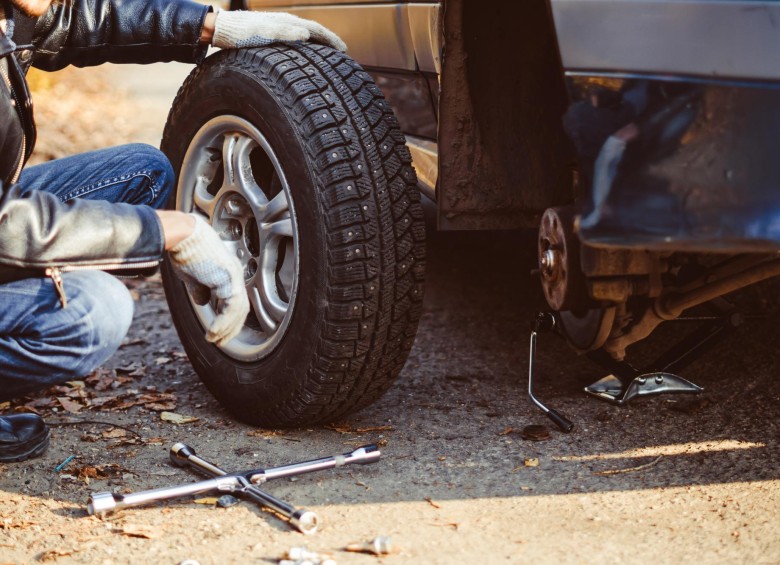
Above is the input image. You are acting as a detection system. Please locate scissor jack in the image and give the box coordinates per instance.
[527,302,751,429]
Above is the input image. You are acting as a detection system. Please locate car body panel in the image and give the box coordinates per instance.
[549,0,780,251]
[247,1,440,72]
[551,0,780,82]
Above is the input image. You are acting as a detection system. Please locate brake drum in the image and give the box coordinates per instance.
[538,206,615,352]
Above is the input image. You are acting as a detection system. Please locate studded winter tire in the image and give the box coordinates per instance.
[160,45,425,426]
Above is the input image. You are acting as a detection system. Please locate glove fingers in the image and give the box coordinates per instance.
[306,23,347,52]
[206,292,250,346]
[214,10,345,51]
[256,22,309,42]
[265,12,344,49]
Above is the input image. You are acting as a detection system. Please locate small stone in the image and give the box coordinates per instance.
[216,495,239,508]
[521,424,551,441]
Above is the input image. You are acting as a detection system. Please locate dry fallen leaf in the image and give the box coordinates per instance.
[524,458,540,468]
[246,429,284,438]
[325,422,353,434]
[193,497,220,505]
[161,411,198,425]
[38,548,77,561]
[428,521,459,530]
[85,370,134,393]
[76,464,126,481]
[107,438,144,449]
[128,367,147,378]
[116,362,143,373]
[118,524,158,539]
[101,428,128,439]
[155,357,172,366]
[106,392,177,411]
[0,520,38,530]
[57,396,83,413]
[325,422,393,434]
[145,400,177,411]
[356,425,393,433]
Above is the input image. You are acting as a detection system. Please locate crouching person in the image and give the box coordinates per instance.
[0,0,344,461]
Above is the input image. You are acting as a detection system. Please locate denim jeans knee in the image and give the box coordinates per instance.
[17,143,175,209]
[0,271,134,401]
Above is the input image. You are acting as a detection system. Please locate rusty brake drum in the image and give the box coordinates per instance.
[538,206,615,353]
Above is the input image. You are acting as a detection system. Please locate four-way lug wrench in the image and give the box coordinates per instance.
[169,443,319,534]
[87,444,381,534]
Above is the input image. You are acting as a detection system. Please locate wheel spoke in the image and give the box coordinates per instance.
[255,250,288,321]
[192,147,221,218]
[222,134,238,189]
[263,190,289,222]
[266,218,294,238]
[192,182,217,218]
[248,286,277,334]
[225,134,267,211]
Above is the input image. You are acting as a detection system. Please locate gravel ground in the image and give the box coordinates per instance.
[0,65,778,565]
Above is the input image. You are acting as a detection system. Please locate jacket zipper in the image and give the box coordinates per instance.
[44,260,161,308]
[45,267,67,308]
[0,62,27,184]
[0,58,162,308]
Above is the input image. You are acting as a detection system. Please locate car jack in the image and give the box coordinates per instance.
[584,304,747,405]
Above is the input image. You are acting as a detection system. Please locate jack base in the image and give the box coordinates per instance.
[584,372,703,405]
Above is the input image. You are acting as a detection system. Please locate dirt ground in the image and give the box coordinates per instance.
[1,66,779,565]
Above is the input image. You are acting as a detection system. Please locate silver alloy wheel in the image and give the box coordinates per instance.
[176,115,299,362]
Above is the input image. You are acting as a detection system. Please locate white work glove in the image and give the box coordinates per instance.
[212,10,347,52]
[168,214,250,346]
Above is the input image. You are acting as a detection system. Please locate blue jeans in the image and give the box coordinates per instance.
[0,144,174,401]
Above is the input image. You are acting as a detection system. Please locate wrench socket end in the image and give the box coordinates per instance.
[290,509,319,535]
[351,444,381,464]
[169,443,196,467]
[87,492,118,516]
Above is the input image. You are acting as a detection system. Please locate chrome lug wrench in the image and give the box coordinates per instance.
[169,443,319,534]
[88,443,380,534]
[234,443,381,484]
[88,475,243,516]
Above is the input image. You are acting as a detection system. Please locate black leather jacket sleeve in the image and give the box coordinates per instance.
[0,182,164,273]
[30,0,211,71]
